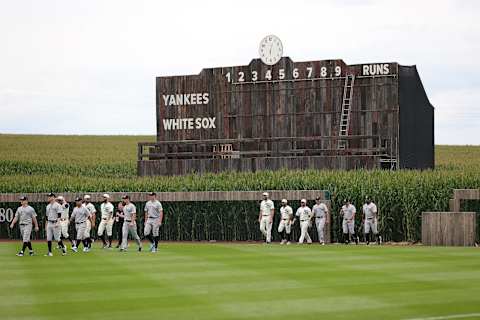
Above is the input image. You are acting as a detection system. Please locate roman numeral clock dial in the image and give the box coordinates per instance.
[259,35,283,66]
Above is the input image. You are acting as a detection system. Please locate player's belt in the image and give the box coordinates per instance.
[76,221,85,224]
[102,218,107,220]
[48,220,57,223]
[316,216,324,219]
[262,215,270,217]
[60,218,67,221]
[20,223,29,226]
[125,220,132,222]
[367,217,374,220]
[281,218,288,221]
[300,219,308,222]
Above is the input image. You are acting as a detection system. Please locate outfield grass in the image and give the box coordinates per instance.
[2,242,480,320]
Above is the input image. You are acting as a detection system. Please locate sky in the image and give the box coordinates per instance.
[0,0,479,145]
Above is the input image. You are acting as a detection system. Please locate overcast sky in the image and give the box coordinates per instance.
[0,0,479,144]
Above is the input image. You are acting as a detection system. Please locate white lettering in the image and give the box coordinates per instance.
[163,117,216,130]
[161,93,210,106]
[362,64,390,76]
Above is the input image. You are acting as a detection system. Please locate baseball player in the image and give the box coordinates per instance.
[114,202,124,248]
[44,192,67,256]
[83,195,96,249]
[9,196,39,256]
[340,199,358,245]
[119,195,142,252]
[56,196,75,248]
[144,192,163,252]
[362,197,380,245]
[97,194,114,248]
[277,199,293,245]
[70,197,92,252]
[295,199,313,244]
[258,192,274,244]
[312,197,329,245]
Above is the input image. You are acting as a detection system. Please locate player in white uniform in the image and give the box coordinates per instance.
[97,194,115,248]
[44,193,67,256]
[258,192,274,244]
[56,196,75,248]
[312,197,329,245]
[83,195,96,249]
[340,199,358,245]
[144,192,163,252]
[10,196,39,256]
[295,199,313,244]
[277,199,293,245]
[362,197,380,245]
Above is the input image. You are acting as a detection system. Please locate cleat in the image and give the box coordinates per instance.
[321,242,325,246]
[151,248,157,253]
[62,251,67,256]
[120,248,126,252]
[44,252,53,257]
[29,251,35,256]
[138,247,142,252]
[286,241,291,245]
[16,252,24,257]
[71,247,78,253]
[149,243,154,251]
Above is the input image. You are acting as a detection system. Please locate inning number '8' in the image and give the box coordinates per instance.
[0,208,14,223]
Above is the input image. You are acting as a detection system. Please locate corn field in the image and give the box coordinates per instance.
[0,134,479,242]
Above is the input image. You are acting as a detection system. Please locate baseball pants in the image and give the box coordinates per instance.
[121,222,141,249]
[144,219,160,237]
[342,219,355,234]
[75,222,87,241]
[315,217,326,243]
[46,221,61,242]
[60,220,69,238]
[20,224,33,242]
[364,218,378,234]
[84,219,92,239]
[277,219,292,234]
[97,218,114,237]
[299,220,312,244]
[259,216,272,242]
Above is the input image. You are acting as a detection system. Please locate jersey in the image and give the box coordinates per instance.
[15,205,37,225]
[144,200,163,219]
[280,205,293,220]
[71,206,91,223]
[313,203,328,219]
[123,203,137,221]
[85,202,97,215]
[100,202,114,219]
[363,202,377,219]
[296,206,312,221]
[260,200,274,217]
[342,204,356,220]
[60,203,69,219]
[46,202,63,221]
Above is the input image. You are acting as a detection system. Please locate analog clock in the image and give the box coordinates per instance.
[259,35,283,66]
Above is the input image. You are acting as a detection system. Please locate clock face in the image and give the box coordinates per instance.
[259,35,283,66]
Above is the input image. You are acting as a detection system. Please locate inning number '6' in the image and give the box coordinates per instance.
[0,208,14,223]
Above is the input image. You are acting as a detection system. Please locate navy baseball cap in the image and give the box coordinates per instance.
[74,197,82,202]
[19,196,27,201]
[149,192,156,196]
[47,192,56,197]
[121,195,129,199]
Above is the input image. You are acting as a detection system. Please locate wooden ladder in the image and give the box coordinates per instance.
[338,74,355,149]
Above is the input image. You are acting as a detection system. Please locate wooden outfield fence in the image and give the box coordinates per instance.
[422,212,476,246]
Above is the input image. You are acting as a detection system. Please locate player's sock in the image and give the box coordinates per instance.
[86,238,92,248]
[343,233,349,244]
[22,242,28,252]
[68,237,75,245]
[27,242,33,251]
[146,234,154,244]
[108,236,113,246]
[100,235,106,246]
[365,233,370,244]
[58,240,66,252]
[47,241,52,253]
[154,236,159,248]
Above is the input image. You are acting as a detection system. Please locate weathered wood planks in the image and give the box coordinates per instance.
[422,212,477,246]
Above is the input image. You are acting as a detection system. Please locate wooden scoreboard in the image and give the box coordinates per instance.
[138,36,434,176]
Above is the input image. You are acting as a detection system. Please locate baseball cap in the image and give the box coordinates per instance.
[19,196,27,201]
[102,194,110,199]
[315,196,321,200]
[149,192,156,196]
[281,199,288,204]
[84,195,91,200]
[121,195,129,199]
[74,197,82,202]
[300,199,307,203]
[47,192,56,197]
[262,192,269,197]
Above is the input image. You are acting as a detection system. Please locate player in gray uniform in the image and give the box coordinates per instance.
[362,197,380,245]
[340,199,358,245]
[45,193,67,256]
[10,196,39,256]
[70,197,92,252]
[277,199,293,245]
[119,195,142,252]
[144,192,163,252]
[312,197,329,245]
